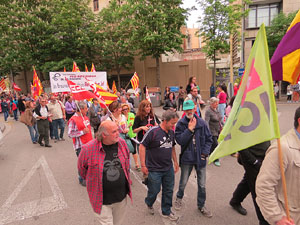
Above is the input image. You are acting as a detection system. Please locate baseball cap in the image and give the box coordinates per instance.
[183,100,195,110]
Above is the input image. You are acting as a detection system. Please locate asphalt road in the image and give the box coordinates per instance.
[0,103,298,225]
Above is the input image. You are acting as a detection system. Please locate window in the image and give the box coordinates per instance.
[93,0,99,11]
[247,4,279,28]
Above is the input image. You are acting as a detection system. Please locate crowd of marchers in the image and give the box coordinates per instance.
[1,76,299,225]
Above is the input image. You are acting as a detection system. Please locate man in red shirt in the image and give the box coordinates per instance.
[68,101,93,186]
[78,120,131,225]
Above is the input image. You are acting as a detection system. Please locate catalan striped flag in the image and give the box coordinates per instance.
[107,81,110,91]
[91,63,96,72]
[64,67,66,72]
[130,72,139,96]
[85,64,89,72]
[32,66,43,99]
[271,10,300,84]
[0,78,6,91]
[112,81,117,94]
[72,61,80,72]
[85,79,118,108]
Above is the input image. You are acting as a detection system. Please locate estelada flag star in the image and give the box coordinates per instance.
[271,10,300,84]
[209,24,280,164]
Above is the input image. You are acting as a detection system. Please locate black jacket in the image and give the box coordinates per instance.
[34,104,48,117]
[239,141,271,166]
[163,99,177,110]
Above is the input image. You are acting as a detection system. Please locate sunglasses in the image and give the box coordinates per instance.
[122,108,129,111]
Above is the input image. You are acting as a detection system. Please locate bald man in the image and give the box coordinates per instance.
[78,121,132,225]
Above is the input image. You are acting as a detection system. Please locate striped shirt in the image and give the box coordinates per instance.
[68,116,84,150]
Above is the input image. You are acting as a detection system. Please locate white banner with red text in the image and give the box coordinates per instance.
[49,72,107,93]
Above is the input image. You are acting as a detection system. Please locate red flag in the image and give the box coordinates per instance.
[65,78,98,101]
[12,83,21,92]
[64,67,66,72]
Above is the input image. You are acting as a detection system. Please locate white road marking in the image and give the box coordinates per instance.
[0,156,68,225]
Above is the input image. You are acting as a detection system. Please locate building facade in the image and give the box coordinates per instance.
[244,0,300,64]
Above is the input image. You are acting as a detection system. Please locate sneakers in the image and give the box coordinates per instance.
[214,160,221,167]
[199,206,213,218]
[162,212,179,221]
[79,179,86,187]
[147,205,154,215]
[229,201,247,215]
[174,198,182,210]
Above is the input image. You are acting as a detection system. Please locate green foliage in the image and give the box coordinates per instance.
[96,0,135,89]
[198,0,249,61]
[0,0,98,78]
[266,11,298,59]
[197,0,250,85]
[128,0,188,87]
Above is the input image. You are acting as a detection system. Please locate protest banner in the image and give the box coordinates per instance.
[49,72,107,93]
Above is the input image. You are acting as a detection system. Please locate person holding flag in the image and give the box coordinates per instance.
[256,108,300,225]
[208,23,289,225]
[68,101,93,187]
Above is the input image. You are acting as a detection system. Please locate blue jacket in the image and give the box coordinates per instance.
[175,115,212,169]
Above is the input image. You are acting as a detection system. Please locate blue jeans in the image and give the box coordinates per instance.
[176,164,206,208]
[145,167,174,216]
[27,124,39,143]
[52,118,65,140]
[3,111,9,121]
[218,103,226,122]
[13,110,18,121]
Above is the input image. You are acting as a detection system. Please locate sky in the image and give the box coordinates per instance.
[182,0,201,28]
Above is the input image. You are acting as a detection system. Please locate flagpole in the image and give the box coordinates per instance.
[277,138,291,221]
[124,80,131,90]
[74,100,88,128]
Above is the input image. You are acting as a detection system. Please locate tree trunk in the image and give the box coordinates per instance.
[155,57,161,88]
[213,50,216,86]
[23,69,28,94]
[117,69,121,90]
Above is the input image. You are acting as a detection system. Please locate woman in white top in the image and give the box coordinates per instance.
[104,101,128,134]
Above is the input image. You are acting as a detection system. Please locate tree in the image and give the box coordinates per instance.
[266,11,298,59]
[96,0,135,90]
[0,0,98,91]
[197,0,250,85]
[128,0,187,88]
